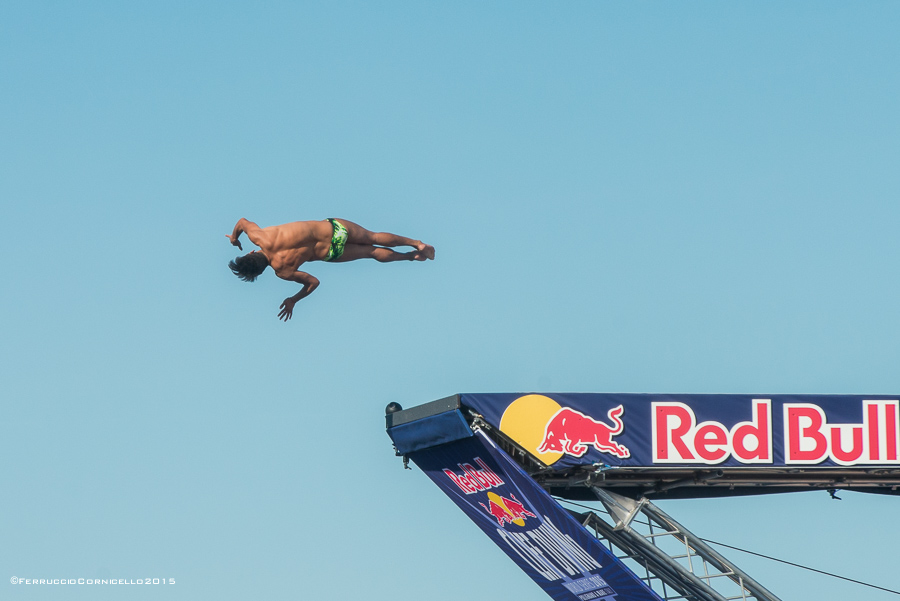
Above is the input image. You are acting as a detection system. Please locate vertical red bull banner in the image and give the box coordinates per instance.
[408,429,662,601]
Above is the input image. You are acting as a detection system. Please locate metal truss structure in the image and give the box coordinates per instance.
[565,489,781,601]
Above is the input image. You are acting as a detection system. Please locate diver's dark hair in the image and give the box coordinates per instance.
[229,252,270,282]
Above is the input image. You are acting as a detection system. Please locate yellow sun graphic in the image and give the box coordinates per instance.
[499,394,564,466]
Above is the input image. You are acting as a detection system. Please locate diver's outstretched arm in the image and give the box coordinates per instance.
[276,271,320,322]
[226,218,264,251]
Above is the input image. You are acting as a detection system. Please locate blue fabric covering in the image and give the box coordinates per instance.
[409,429,662,601]
[388,409,472,454]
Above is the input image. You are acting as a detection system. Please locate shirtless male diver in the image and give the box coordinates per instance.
[226,218,435,321]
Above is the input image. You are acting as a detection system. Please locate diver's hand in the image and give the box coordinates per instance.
[226,234,243,251]
[278,298,297,322]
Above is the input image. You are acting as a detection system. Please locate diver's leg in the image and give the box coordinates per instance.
[332,244,426,263]
[333,219,434,259]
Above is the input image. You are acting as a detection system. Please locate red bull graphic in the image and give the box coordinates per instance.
[479,393,900,474]
[479,491,537,527]
[785,400,899,465]
[653,399,772,464]
[538,405,630,459]
[443,457,505,494]
[405,431,661,600]
[651,399,900,466]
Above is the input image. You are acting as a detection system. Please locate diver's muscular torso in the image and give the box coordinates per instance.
[254,220,334,270]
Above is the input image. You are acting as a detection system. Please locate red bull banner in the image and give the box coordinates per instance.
[409,429,663,601]
[459,394,900,471]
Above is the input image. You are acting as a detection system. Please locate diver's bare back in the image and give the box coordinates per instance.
[259,220,333,270]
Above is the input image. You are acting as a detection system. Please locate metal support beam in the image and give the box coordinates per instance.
[581,511,727,601]
[593,486,646,530]
[640,501,782,601]
[576,489,783,601]
[650,470,725,495]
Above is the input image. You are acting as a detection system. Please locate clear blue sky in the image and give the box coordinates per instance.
[2,2,899,599]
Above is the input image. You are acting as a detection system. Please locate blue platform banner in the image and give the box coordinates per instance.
[409,429,662,601]
[458,393,900,471]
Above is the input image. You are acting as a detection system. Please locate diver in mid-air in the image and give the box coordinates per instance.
[226,217,435,321]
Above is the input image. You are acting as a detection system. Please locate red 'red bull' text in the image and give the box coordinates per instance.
[653,399,900,466]
[443,458,505,494]
[785,401,899,465]
[653,399,772,464]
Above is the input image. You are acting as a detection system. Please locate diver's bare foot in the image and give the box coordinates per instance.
[414,242,435,260]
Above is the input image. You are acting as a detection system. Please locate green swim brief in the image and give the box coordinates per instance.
[324,218,349,261]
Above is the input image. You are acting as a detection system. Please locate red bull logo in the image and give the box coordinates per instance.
[785,400,899,465]
[538,405,630,459]
[653,400,772,464]
[495,394,900,469]
[479,491,537,527]
[443,458,505,494]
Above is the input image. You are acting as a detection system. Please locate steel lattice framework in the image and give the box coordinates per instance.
[571,489,780,601]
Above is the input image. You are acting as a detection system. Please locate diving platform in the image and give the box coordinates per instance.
[386,393,900,601]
